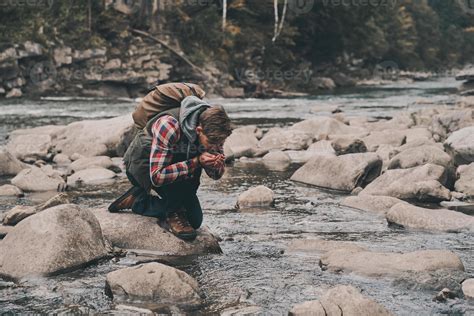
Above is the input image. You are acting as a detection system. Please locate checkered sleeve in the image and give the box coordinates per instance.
[149,116,199,187]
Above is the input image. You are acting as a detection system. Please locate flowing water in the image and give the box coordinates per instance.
[0,78,473,315]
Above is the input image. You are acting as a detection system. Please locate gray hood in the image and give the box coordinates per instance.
[180,96,211,143]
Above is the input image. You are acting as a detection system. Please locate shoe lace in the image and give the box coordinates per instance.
[170,212,190,229]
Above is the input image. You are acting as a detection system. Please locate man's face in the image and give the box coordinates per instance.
[196,126,224,154]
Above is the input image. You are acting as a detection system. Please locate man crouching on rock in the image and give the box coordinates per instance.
[108,83,232,241]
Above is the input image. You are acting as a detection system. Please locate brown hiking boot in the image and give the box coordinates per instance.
[108,187,141,213]
[160,211,197,241]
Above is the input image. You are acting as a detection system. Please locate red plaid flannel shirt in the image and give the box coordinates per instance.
[150,115,225,187]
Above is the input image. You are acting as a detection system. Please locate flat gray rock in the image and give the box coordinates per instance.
[291,153,382,192]
[105,262,200,304]
[360,164,451,202]
[290,285,393,316]
[320,249,464,278]
[0,147,26,176]
[236,185,275,209]
[342,195,406,215]
[388,145,452,169]
[91,208,221,255]
[455,163,474,197]
[67,167,117,188]
[386,203,474,232]
[0,184,24,197]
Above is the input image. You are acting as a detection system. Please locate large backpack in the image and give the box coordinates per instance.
[132,82,206,129]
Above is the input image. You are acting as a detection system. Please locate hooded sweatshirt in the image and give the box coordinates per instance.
[179,96,211,144]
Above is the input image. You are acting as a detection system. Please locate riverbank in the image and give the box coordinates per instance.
[0,84,473,313]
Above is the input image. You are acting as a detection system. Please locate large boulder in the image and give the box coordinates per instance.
[0,147,26,176]
[386,203,474,233]
[105,262,200,304]
[330,136,367,155]
[6,134,52,161]
[362,130,406,152]
[224,132,259,158]
[455,163,474,197]
[289,285,392,316]
[262,151,291,170]
[444,126,474,165]
[68,156,115,173]
[11,165,66,192]
[54,115,134,157]
[91,208,221,255]
[258,128,313,151]
[291,153,382,192]
[285,141,336,163]
[290,117,367,139]
[0,204,109,280]
[387,145,452,170]
[67,167,117,188]
[341,195,406,215]
[236,185,275,209]
[359,164,451,202]
[320,249,464,278]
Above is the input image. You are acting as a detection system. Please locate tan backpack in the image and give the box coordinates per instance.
[132,82,206,129]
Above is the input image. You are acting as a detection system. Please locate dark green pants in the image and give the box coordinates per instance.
[126,171,203,229]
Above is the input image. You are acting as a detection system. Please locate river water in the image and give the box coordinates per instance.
[0,78,473,315]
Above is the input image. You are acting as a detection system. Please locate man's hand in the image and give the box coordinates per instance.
[199,152,225,169]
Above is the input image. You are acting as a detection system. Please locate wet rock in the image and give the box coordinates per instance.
[388,145,452,170]
[362,130,406,152]
[0,204,109,280]
[320,249,464,278]
[360,164,451,202]
[6,88,22,98]
[262,151,291,170]
[455,163,474,197]
[440,201,474,214]
[386,203,474,232]
[287,239,366,254]
[286,141,336,163]
[342,195,405,215]
[236,185,274,209]
[291,153,382,192]
[2,206,36,226]
[6,133,52,160]
[393,269,470,294]
[0,226,13,239]
[54,115,134,157]
[37,193,71,211]
[0,147,27,176]
[434,288,457,302]
[68,156,115,173]
[330,136,367,155]
[220,305,263,316]
[105,262,200,304]
[291,117,367,139]
[0,184,24,197]
[289,285,392,316]
[232,125,263,139]
[91,208,221,255]
[67,167,117,188]
[224,132,259,158]
[462,279,474,299]
[11,165,66,192]
[53,154,71,165]
[444,126,474,165]
[258,128,313,151]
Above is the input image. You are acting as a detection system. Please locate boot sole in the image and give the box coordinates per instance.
[108,186,141,212]
[158,220,197,241]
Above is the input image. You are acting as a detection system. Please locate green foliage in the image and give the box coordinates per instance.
[1,0,473,74]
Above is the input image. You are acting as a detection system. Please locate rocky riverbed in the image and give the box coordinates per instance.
[0,80,473,314]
